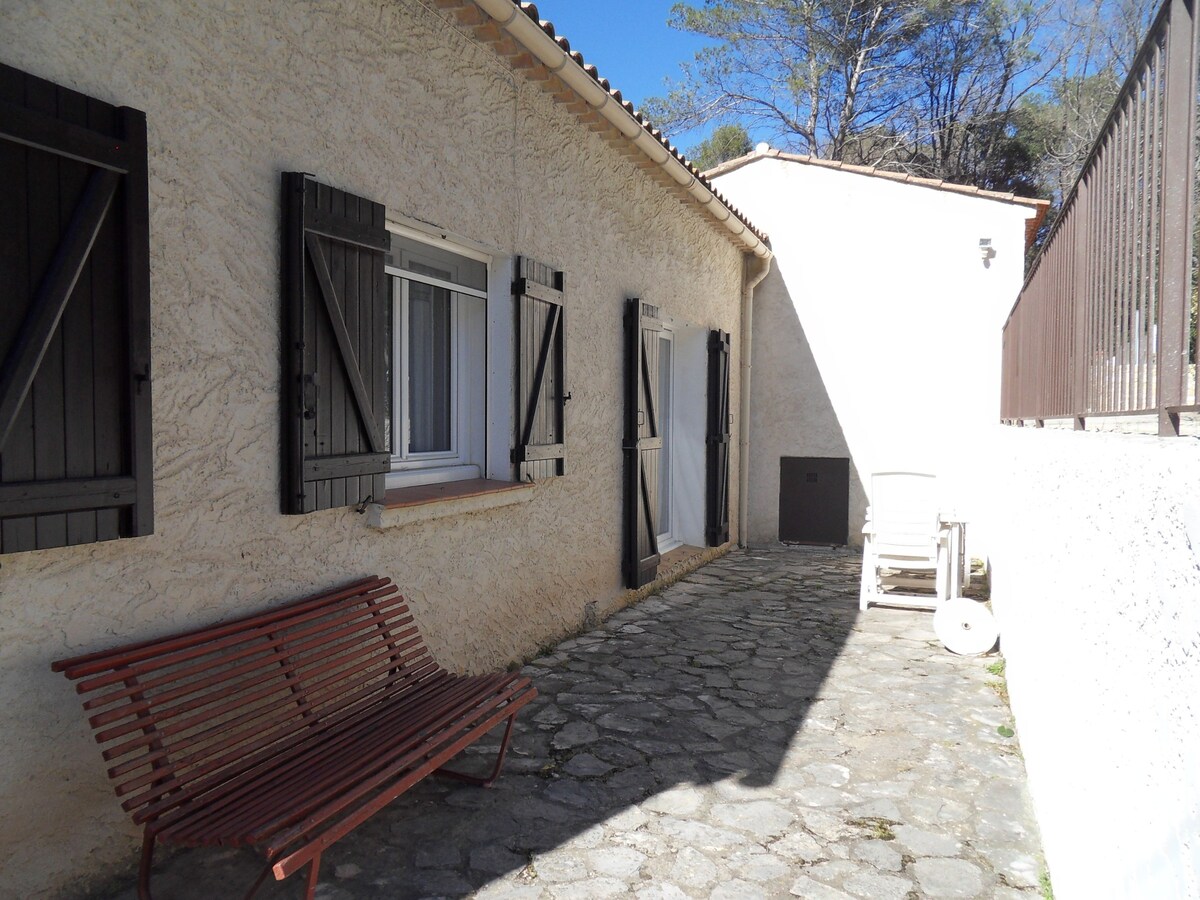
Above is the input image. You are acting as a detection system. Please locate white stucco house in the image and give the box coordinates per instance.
[709,148,1048,551]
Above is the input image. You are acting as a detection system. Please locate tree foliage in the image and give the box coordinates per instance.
[1013,0,1154,203]
[650,0,928,161]
[689,123,754,170]
[648,0,1156,200]
[899,0,1047,191]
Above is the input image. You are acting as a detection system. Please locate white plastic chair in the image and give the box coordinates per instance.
[859,472,951,611]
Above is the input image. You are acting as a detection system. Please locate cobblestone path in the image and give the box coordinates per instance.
[99,548,1044,900]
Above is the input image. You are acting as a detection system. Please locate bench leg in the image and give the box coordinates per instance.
[304,852,322,900]
[251,836,317,900]
[435,712,517,788]
[137,830,155,900]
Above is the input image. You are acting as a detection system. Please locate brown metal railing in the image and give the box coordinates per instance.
[1001,0,1199,435]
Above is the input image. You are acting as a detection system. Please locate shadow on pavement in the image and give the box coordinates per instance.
[96,549,862,899]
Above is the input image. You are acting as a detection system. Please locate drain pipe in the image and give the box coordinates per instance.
[738,251,772,547]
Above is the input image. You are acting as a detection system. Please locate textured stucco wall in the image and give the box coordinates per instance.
[0,3,745,895]
[713,156,1034,548]
[986,427,1200,899]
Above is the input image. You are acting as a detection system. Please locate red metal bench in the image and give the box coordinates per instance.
[52,576,537,899]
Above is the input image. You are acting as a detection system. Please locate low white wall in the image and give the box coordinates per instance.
[986,426,1200,899]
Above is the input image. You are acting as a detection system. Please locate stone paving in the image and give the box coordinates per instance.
[97,548,1044,900]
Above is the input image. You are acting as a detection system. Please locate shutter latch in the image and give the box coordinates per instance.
[134,363,151,394]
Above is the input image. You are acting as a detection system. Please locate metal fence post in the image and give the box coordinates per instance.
[1155,0,1198,435]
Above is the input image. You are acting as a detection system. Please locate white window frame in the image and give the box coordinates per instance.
[385,226,490,490]
[656,324,681,554]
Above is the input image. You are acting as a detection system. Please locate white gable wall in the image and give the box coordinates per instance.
[713,155,1036,549]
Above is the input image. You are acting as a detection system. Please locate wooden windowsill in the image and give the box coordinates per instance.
[365,478,535,529]
[381,478,530,509]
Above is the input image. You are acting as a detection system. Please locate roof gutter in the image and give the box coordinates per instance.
[472,0,770,259]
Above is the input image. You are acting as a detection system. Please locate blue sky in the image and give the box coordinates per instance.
[532,0,719,151]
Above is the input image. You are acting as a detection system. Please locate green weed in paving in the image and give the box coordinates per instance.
[849,816,897,840]
[1040,866,1054,899]
[987,656,1010,706]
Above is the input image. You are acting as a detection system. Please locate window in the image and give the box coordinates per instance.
[386,230,488,488]
[281,176,567,515]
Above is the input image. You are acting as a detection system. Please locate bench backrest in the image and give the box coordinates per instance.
[52,576,434,826]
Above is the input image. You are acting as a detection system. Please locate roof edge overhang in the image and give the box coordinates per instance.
[450,0,770,259]
[709,149,1050,251]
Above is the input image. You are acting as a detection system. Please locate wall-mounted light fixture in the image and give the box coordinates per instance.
[979,238,996,264]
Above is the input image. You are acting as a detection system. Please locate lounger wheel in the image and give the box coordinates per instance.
[934,596,998,656]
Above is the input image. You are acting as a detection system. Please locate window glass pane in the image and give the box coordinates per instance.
[657,335,672,536]
[388,233,486,292]
[408,281,452,453]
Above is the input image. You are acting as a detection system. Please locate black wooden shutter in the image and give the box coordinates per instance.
[623,298,663,588]
[0,64,152,554]
[706,329,732,546]
[281,173,389,514]
[513,257,566,481]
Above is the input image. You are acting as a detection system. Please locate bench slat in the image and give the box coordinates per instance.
[88,620,418,732]
[272,676,535,873]
[73,582,403,694]
[101,634,432,770]
[243,675,517,841]
[54,577,392,678]
[113,652,441,803]
[270,678,532,878]
[127,663,454,825]
[170,673,517,846]
[83,601,413,714]
[90,610,417,739]
[104,646,432,780]
[74,586,416,797]
[258,675,528,849]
